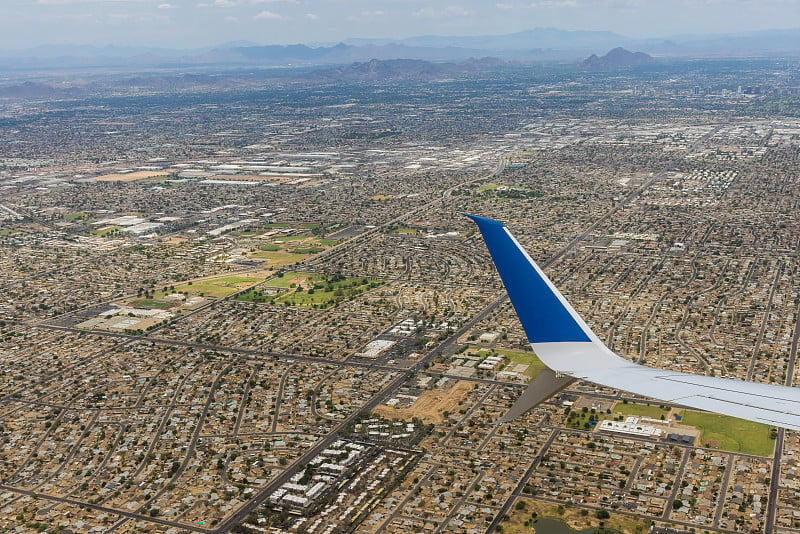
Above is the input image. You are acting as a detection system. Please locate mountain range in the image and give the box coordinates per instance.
[0,28,796,71]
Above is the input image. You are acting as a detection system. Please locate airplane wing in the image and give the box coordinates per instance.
[466,214,800,430]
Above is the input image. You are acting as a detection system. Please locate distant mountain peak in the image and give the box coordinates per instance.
[580,47,654,69]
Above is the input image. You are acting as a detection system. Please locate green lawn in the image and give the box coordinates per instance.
[247,272,382,308]
[260,244,281,251]
[248,251,308,266]
[276,277,381,308]
[572,401,669,431]
[567,402,669,429]
[611,402,670,420]
[316,239,339,246]
[476,183,500,193]
[129,299,178,309]
[263,271,312,288]
[677,410,775,456]
[91,225,121,236]
[206,275,263,285]
[235,287,286,304]
[65,211,89,221]
[166,275,266,298]
[566,410,608,430]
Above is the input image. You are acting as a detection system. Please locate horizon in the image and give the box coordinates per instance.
[3,26,800,54]
[0,0,799,50]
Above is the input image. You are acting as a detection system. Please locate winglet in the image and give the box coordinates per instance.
[465,214,592,344]
[497,368,575,424]
[466,215,800,431]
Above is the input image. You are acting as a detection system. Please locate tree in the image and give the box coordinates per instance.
[595,509,610,520]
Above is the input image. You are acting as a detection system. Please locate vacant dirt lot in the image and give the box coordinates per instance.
[373,381,474,424]
[94,170,175,182]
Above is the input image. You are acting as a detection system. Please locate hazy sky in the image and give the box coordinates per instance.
[1,0,798,49]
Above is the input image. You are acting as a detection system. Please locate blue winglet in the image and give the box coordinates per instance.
[465,214,590,344]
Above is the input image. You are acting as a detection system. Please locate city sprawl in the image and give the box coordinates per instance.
[0,59,799,534]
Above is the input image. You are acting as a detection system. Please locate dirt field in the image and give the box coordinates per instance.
[373,381,474,424]
[94,170,175,182]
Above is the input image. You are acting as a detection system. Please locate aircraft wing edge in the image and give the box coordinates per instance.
[466,213,800,431]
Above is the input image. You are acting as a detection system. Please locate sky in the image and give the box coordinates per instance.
[0,0,798,50]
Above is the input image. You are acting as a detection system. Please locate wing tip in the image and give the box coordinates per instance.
[464,212,596,346]
[462,213,504,229]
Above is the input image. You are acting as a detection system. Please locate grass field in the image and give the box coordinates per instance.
[676,410,775,456]
[235,287,286,304]
[503,498,648,534]
[263,272,311,288]
[247,235,335,266]
[248,251,308,266]
[237,272,381,308]
[274,275,380,308]
[91,225,121,236]
[129,299,178,309]
[166,275,266,299]
[477,183,500,193]
[566,402,669,431]
[611,402,670,420]
[65,211,88,221]
[566,410,607,430]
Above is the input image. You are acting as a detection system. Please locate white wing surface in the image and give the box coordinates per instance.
[467,214,800,430]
